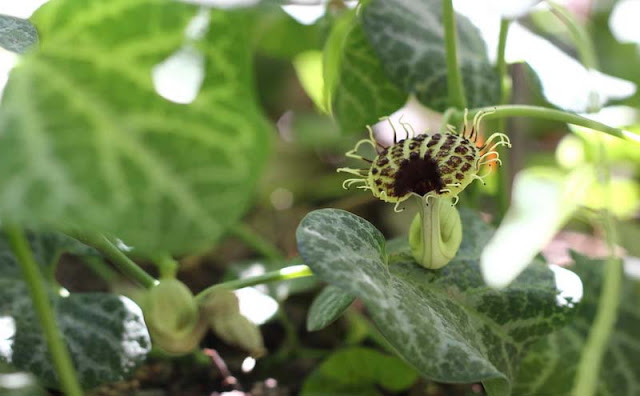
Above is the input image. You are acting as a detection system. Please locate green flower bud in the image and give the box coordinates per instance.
[143,279,206,355]
[203,289,266,358]
[409,196,462,269]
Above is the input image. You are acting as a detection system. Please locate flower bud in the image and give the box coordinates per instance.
[143,279,206,354]
[203,289,266,357]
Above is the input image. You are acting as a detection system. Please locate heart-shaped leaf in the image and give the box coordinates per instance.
[0,15,38,53]
[0,0,271,254]
[297,209,580,394]
[0,232,150,390]
[307,285,355,331]
[361,0,500,111]
[514,252,640,395]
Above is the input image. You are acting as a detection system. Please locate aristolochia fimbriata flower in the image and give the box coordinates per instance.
[337,111,511,211]
[338,110,511,270]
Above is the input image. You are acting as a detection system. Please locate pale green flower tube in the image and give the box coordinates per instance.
[409,196,462,269]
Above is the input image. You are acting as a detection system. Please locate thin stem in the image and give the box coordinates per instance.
[81,256,118,284]
[442,0,467,109]
[548,2,598,70]
[5,225,83,396]
[497,19,511,105]
[439,107,456,133]
[229,224,285,262]
[195,264,313,303]
[547,1,600,112]
[153,253,179,279]
[68,232,157,288]
[465,105,639,142]
[571,142,621,396]
[495,18,512,219]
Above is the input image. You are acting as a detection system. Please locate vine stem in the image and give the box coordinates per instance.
[68,232,157,288]
[442,0,467,109]
[547,1,600,113]
[5,225,83,396]
[571,141,622,396]
[548,1,598,70]
[229,224,285,262]
[466,105,639,142]
[495,18,511,218]
[194,264,313,303]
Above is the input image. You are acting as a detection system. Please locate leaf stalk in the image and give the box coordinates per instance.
[442,0,467,109]
[5,225,83,396]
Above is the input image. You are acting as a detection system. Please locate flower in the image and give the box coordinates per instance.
[338,110,511,210]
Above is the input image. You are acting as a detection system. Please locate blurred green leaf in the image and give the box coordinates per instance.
[481,167,593,288]
[361,0,499,111]
[293,50,326,112]
[251,5,323,58]
[327,14,406,133]
[0,232,150,390]
[514,253,640,395]
[0,1,271,254]
[307,285,355,331]
[0,15,38,53]
[297,209,580,395]
[301,347,418,396]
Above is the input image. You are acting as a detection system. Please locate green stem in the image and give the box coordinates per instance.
[153,253,179,279]
[547,1,600,112]
[442,0,467,109]
[81,256,118,284]
[495,18,512,218]
[438,107,457,133]
[195,264,313,303]
[571,142,621,396]
[5,225,83,396]
[548,1,598,70]
[229,224,285,262]
[497,19,511,105]
[466,105,639,142]
[69,232,157,288]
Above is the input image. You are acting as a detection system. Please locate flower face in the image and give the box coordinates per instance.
[338,111,511,209]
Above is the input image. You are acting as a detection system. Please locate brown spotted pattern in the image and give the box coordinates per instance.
[367,132,480,203]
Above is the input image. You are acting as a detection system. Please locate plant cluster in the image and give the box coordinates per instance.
[0,0,638,395]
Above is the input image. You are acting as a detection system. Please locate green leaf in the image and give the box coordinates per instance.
[296,209,580,394]
[0,233,151,390]
[327,14,406,133]
[307,285,355,331]
[301,347,418,396]
[0,15,38,53]
[514,252,640,395]
[0,0,271,254]
[361,0,500,111]
[251,5,323,58]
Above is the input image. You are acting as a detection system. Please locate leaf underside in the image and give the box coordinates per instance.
[306,284,355,331]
